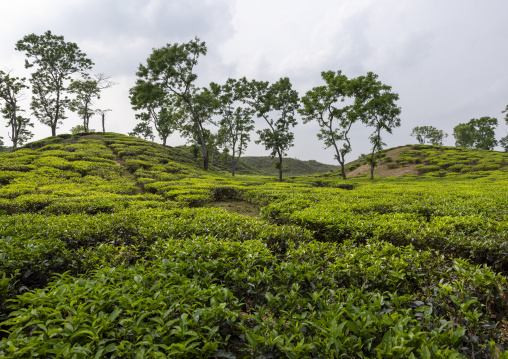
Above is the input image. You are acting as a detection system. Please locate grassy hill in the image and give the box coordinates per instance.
[0,132,507,358]
[344,144,508,179]
[240,156,336,176]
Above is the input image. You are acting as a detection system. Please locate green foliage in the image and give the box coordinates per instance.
[411,125,448,145]
[16,30,94,136]
[453,117,498,150]
[500,135,508,152]
[1,132,508,357]
[129,79,183,146]
[300,70,356,179]
[69,73,114,132]
[0,70,33,148]
[241,77,300,182]
[211,78,255,176]
[135,37,213,169]
[354,72,401,179]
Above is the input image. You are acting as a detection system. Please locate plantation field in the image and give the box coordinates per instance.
[0,132,507,358]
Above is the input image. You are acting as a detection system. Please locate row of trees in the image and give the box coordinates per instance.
[0,31,115,149]
[128,37,402,181]
[411,112,508,152]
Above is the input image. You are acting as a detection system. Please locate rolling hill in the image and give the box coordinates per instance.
[0,132,507,358]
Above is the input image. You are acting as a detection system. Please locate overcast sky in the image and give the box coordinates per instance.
[1,0,507,164]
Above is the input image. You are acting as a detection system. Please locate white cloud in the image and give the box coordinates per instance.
[1,0,507,163]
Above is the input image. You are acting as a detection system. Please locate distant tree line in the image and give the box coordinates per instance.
[128,37,402,181]
[411,114,508,152]
[1,32,507,179]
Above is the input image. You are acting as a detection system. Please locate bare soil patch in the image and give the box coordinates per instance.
[348,146,420,178]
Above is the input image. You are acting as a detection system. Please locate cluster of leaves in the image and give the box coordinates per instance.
[1,213,507,357]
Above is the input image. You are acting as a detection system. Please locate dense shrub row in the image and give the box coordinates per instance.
[1,233,506,357]
[1,133,508,357]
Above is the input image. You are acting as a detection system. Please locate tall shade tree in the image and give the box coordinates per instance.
[130,80,183,146]
[453,117,498,150]
[69,74,115,132]
[136,37,212,169]
[241,77,299,182]
[300,70,356,179]
[211,78,255,176]
[0,70,33,148]
[16,31,93,136]
[410,126,448,145]
[354,72,401,180]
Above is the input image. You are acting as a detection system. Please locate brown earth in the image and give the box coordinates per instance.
[347,146,420,178]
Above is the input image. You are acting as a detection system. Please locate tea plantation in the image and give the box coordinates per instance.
[1,132,507,358]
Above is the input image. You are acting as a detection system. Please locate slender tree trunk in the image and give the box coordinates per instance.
[370,149,375,180]
[101,113,105,132]
[162,136,167,146]
[231,148,236,176]
[278,151,283,182]
[370,127,381,180]
[51,123,57,137]
[339,156,346,180]
[186,100,208,170]
[11,107,18,148]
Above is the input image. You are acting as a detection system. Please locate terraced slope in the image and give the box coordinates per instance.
[346,144,508,178]
[0,133,507,358]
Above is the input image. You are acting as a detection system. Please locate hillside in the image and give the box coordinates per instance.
[240,156,336,176]
[0,132,508,358]
[344,144,508,179]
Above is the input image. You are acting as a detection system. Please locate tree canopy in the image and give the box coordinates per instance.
[0,70,33,148]
[353,72,401,179]
[300,70,356,179]
[453,117,498,150]
[69,74,115,132]
[241,77,299,182]
[135,37,213,169]
[211,78,255,176]
[130,80,183,146]
[16,30,94,136]
[410,126,447,145]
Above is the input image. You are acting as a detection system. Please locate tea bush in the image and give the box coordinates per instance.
[1,133,508,357]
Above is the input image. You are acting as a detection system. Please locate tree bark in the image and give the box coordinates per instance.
[278,152,283,182]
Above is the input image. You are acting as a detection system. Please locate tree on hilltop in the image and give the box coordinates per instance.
[16,30,94,136]
[211,78,255,176]
[353,72,401,180]
[69,73,115,132]
[240,77,299,182]
[300,70,357,180]
[410,126,447,145]
[129,80,183,146]
[0,70,33,148]
[453,117,498,150]
[135,37,214,169]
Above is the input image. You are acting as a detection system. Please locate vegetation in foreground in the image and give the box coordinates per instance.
[0,132,507,358]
